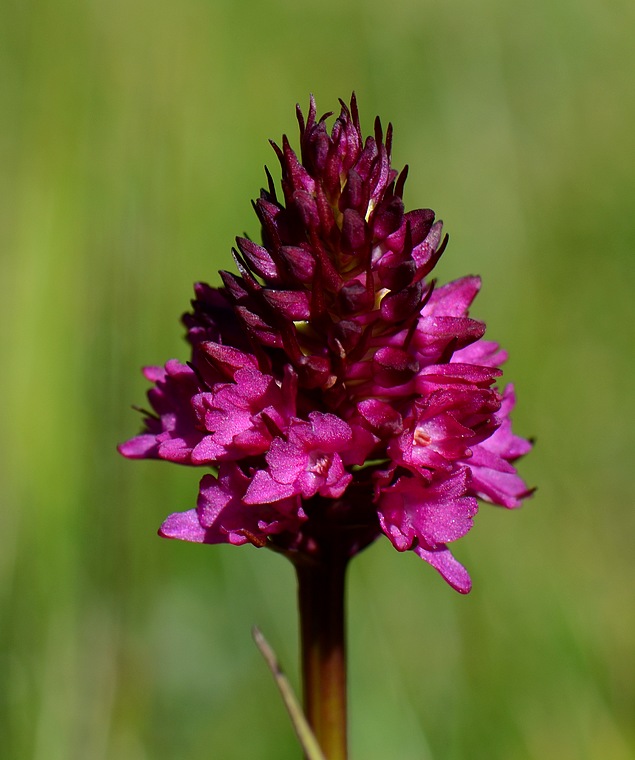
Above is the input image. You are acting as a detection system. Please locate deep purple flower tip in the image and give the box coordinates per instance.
[120,95,532,592]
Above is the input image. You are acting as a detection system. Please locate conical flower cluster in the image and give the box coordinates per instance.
[120,96,531,592]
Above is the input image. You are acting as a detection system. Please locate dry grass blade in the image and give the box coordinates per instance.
[252,626,328,760]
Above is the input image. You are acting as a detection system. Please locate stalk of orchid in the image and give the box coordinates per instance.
[120,95,532,758]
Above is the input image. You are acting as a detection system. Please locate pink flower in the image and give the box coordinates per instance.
[159,463,305,547]
[244,412,375,504]
[120,95,532,592]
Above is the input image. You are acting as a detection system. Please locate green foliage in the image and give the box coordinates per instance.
[1,0,634,757]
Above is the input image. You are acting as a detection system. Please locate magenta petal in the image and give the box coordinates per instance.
[468,445,516,474]
[340,424,377,466]
[377,470,478,551]
[453,339,508,367]
[198,342,259,377]
[266,438,307,484]
[422,275,481,317]
[244,470,297,503]
[304,412,352,450]
[118,434,159,459]
[318,455,351,498]
[463,384,533,508]
[486,385,533,459]
[157,438,199,463]
[411,220,443,270]
[236,237,281,282]
[191,436,225,464]
[160,509,207,542]
[357,399,403,436]
[414,544,472,594]
[262,289,311,320]
[469,466,532,508]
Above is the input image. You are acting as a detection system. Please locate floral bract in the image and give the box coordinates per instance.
[119,96,532,592]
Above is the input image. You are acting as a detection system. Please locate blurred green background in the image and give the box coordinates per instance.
[2,0,634,758]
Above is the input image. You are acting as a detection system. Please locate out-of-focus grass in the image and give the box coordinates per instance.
[1,0,633,758]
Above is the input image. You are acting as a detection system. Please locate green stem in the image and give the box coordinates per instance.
[296,556,349,760]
